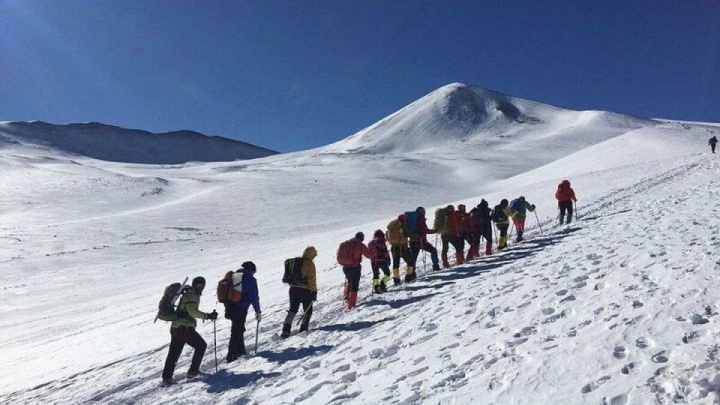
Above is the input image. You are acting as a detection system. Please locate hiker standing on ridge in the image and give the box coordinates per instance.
[457,204,475,260]
[161,276,217,385]
[386,214,413,285]
[492,199,511,250]
[368,230,392,293]
[408,207,440,276]
[226,262,261,363]
[281,246,317,338]
[337,232,375,309]
[438,205,464,267]
[508,196,535,243]
[555,180,578,225]
[470,200,493,257]
[710,136,718,154]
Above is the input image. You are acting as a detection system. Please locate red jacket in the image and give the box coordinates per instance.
[368,236,390,264]
[457,204,474,234]
[444,208,461,237]
[347,238,375,267]
[410,214,435,243]
[555,181,577,202]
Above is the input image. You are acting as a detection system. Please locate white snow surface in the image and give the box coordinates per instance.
[2,83,720,404]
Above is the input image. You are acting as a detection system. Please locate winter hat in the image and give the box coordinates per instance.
[241,261,257,272]
[303,246,317,259]
[446,205,455,212]
[519,196,525,201]
[500,199,508,206]
[355,232,365,242]
[374,229,384,239]
[398,214,406,222]
[416,207,426,216]
[192,276,206,287]
[479,199,488,208]
[458,204,466,212]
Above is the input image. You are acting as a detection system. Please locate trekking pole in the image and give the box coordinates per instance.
[213,319,218,372]
[534,211,544,235]
[255,318,260,354]
[297,302,314,326]
[422,239,427,274]
[574,201,579,221]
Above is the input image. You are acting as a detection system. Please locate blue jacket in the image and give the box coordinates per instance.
[233,268,261,314]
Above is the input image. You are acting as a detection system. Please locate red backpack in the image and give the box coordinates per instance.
[217,271,243,303]
[336,240,355,266]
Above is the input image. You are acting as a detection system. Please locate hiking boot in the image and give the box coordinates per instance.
[281,323,291,339]
[379,282,388,293]
[186,370,205,379]
[374,285,382,294]
[393,277,401,286]
[161,378,176,387]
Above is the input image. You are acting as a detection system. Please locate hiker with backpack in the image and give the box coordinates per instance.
[408,207,440,276]
[386,214,413,286]
[281,246,317,338]
[368,230,392,293]
[221,262,261,363]
[710,136,718,154]
[438,205,463,268]
[492,199,510,250]
[508,196,536,243]
[555,180,577,225]
[457,204,476,261]
[161,276,217,385]
[470,200,493,257]
[337,232,375,309]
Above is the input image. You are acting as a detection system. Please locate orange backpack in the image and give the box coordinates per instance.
[217,271,243,303]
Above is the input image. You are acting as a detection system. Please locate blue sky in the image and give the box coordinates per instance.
[2,1,718,152]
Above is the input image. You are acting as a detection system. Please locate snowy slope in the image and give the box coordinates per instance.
[1,84,720,404]
[0,121,278,164]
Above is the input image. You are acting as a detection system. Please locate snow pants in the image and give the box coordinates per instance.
[441,235,463,255]
[227,309,248,362]
[390,243,412,269]
[409,239,439,268]
[343,266,362,293]
[162,326,207,379]
[289,287,313,327]
[558,200,574,224]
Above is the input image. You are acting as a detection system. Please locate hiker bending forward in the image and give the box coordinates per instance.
[341,232,375,309]
[281,246,317,338]
[162,276,217,384]
[226,262,261,363]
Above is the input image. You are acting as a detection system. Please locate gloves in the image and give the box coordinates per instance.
[311,291,317,302]
[206,310,218,321]
[256,312,262,322]
[531,204,536,209]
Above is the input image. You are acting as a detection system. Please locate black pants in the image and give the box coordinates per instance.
[409,239,439,267]
[712,144,717,153]
[496,223,509,237]
[162,326,207,379]
[227,309,248,362]
[559,200,574,223]
[390,244,412,269]
[289,287,313,316]
[343,267,361,292]
[441,235,463,255]
[371,260,391,279]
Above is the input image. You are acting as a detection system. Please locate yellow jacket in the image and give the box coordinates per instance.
[293,246,317,292]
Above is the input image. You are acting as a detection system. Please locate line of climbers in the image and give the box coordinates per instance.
[156,180,577,385]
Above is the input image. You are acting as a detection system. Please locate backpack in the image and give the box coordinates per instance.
[510,198,524,212]
[157,279,189,322]
[217,271,243,304]
[491,205,505,222]
[386,219,404,244]
[404,211,418,237]
[283,257,305,285]
[434,208,449,234]
[337,240,355,266]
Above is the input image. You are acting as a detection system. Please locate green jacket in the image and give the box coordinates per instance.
[509,200,535,219]
[171,288,210,329]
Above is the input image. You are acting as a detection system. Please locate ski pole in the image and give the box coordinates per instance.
[255,318,260,354]
[213,319,218,373]
[297,302,314,326]
[534,211,544,235]
[574,201,579,221]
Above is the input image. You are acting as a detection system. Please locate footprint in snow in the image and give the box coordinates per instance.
[621,362,638,375]
[651,351,669,363]
[574,275,589,282]
[691,314,710,325]
[636,337,650,349]
[613,346,627,359]
[556,289,568,296]
[560,294,577,303]
[632,300,644,308]
[581,375,611,394]
[542,307,555,315]
[682,331,702,344]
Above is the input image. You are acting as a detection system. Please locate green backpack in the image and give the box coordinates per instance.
[434,208,449,234]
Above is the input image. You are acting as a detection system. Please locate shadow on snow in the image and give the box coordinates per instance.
[255,345,334,364]
[205,369,282,393]
[318,317,395,332]
[361,293,438,309]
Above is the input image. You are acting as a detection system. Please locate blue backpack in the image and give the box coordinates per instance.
[510,198,524,212]
[404,211,418,236]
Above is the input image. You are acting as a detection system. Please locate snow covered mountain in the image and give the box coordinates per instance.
[1,83,720,404]
[0,121,278,164]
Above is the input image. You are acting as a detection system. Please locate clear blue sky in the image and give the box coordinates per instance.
[2,1,718,152]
